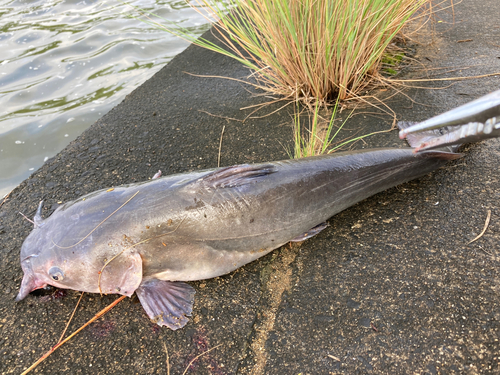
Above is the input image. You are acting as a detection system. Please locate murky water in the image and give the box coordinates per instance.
[0,0,214,198]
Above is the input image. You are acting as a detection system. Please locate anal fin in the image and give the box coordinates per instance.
[290,222,329,242]
[136,279,195,330]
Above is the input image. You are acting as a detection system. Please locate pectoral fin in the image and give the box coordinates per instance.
[136,279,195,330]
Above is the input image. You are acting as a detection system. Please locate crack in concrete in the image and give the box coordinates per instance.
[238,243,300,374]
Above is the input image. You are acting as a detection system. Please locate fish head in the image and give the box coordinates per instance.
[16,223,100,301]
[16,216,143,301]
[16,225,71,301]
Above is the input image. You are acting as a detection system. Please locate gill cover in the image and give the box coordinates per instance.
[98,250,143,297]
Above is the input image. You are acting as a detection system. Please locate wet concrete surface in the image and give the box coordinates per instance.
[1,0,499,373]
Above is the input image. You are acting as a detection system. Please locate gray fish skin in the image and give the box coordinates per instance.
[16,145,460,329]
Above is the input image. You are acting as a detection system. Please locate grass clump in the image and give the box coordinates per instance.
[293,102,345,158]
[132,0,436,158]
[136,0,429,104]
[292,103,393,159]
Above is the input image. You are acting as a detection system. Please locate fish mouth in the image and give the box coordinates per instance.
[15,272,46,302]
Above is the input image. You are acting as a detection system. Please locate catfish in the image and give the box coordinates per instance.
[16,123,461,330]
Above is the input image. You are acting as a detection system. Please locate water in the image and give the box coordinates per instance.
[0,0,214,198]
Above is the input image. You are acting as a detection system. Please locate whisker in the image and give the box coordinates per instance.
[19,212,35,225]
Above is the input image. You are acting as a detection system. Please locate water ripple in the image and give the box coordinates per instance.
[0,0,212,197]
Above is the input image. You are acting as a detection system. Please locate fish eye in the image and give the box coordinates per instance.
[48,266,64,281]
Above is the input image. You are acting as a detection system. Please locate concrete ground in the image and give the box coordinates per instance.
[1,0,499,373]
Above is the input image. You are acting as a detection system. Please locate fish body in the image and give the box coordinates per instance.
[17,143,459,329]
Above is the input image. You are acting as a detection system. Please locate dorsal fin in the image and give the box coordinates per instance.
[190,164,277,190]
